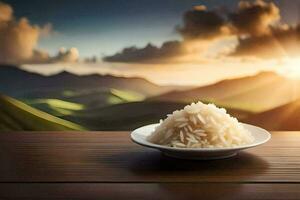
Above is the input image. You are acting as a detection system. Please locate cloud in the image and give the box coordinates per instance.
[0,1,41,64]
[28,47,80,64]
[0,2,48,65]
[0,2,78,65]
[39,23,55,37]
[232,25,300,58]
[104,0,300,63]
[230,0,280,36]
[102,4,234,63]
[178,0,280,39]
[178,5,230,40]
[0,1,12,22]
[103,41,187,63]
[28,49,50,64]
[177,0,280,39]
[102,4,233,63]
[52,47,79,63]
[230,1,300,58]
[84,56,98,63]
[179,0,300,59]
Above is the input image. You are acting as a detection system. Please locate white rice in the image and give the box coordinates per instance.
[147,101,254,148]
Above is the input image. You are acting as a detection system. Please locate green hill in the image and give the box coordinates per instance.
[61,88,145,108]
[23,98,86,117]
[22,89,145,118]
[0,95,85,131]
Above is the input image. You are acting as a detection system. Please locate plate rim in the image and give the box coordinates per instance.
[131,123,271,152]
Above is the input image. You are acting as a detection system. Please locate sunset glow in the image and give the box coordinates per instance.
[23,57,279,86]
[276,58,300,79]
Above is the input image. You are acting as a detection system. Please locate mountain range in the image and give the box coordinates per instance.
[151,71,300,112]
[0,65,183,107]
[1,65,300,131]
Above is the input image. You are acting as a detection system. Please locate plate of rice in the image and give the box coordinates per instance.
[131,101,271,160]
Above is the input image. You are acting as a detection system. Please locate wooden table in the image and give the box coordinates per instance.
[0,132,300,199]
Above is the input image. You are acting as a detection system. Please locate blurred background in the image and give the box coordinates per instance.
[1,0,300,131]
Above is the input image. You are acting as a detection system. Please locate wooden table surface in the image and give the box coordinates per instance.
[0,131,300,199]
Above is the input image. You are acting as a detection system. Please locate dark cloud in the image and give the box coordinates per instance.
[178,5,230,40]
[103,41,187,63]
[178,0,280,39]
[230,0,280,36]
[104,0,300,62]
[103,5,231,63]
[233,26,300,58]
[84,56,98,63]
[230,1,300,58]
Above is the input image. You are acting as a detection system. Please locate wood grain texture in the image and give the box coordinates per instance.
[0,131,300,183]
[1,183,300,200]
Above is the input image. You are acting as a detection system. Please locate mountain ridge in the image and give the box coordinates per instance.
[150,71,300,112]
[245,99,300,130]
[0,65,186,98]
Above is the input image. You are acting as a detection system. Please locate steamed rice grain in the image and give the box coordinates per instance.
[147,101,254,148]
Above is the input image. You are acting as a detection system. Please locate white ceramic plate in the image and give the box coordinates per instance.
[131,123,271,160]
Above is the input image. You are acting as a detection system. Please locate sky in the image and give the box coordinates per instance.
[3,0,300,86]
[5,0,299,57]
[6,0,201,57]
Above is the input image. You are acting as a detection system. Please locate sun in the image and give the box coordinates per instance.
[276,58,300,79]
